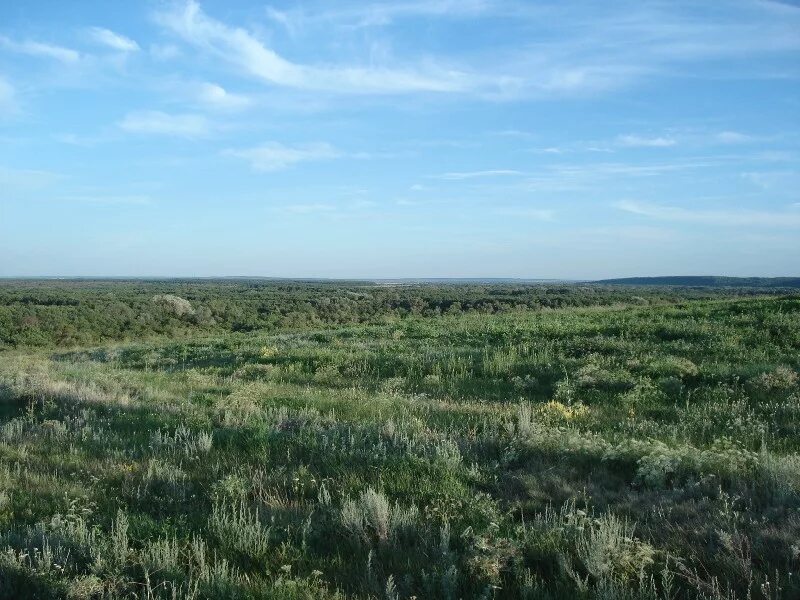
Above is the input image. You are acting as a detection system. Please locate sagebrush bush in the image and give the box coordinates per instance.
[340,488,419,543]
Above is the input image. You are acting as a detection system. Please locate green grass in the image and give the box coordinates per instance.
[0,284,799,598]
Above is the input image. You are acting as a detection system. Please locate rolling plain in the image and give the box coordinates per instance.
[0,280,798,599]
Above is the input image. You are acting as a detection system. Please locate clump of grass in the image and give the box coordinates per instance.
[151,425,213,457]
[340,488,419,543]
[208,501,271,563]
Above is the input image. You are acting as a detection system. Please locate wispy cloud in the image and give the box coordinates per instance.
[226,142,340,171]
[436,169,524,180]
[88,27,140,52]
[196,82,251,111]
[497,207,555,220]
[0,165,60,190]
[617,135,677,148]
[740,170,800,191]
[490,129,535,138]
[283,203,337,214]
[118,110,211,137]
[615,200,800,227]
[53,132,113,146]
[154,1,492,94]
[517,153,792,192]
[150,43,181,61]
[264,7,296,34]
[60,194,153,206]
[266,0,492,31]
[716,131,754,144]
[0,36,80,63]
[151,0,800,101]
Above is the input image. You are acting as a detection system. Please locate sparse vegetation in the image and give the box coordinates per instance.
[0,280,798,598]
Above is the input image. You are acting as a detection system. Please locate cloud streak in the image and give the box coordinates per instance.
[617,135,677,148]
[436,169,524,180]
[0,165,61,190]
[616,200,800,228]
[0,36,80,63]
[60,194,153,206]
[226,142,340,171]
[497,207,555,220]
[118,110,211,137]
[89,27,140,52]
[196,82,251,111]
[266,0,493,31]
[283,203,337,214]
[0,76,15,114]
[716,131,754,144]
[155,1,489,94]
[149,0,800,102]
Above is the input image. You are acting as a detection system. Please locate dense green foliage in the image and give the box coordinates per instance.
[0,279,787,350]
[0,281,799,599]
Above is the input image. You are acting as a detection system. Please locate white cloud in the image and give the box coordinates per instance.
[617,135,677,148]
[716,131,753,144]
[615,200,800,227]
[491,129,534,138]
[196,82,251,111]
[0,36,80,63]
[89,27,140,52]
[436,169,523,180]
[227,142,340,171]
[118,110,211,137]
[154,1,486,94]
[529,147,564,154]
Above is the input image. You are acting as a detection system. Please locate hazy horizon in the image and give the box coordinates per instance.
[1,274,798,282]
[2,1,799,278]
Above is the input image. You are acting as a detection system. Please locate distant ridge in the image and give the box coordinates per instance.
[595,276,800,288]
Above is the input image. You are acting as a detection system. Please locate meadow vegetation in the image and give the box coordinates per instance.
[0,280,798,599]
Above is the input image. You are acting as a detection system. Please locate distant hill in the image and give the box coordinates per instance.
[595,276,800,288]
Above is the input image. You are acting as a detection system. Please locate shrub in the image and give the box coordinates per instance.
[751,366,798,393]
[523,500,655,589]
[340,488,418,543]
[152,294,195,317]
[209,501,271,562]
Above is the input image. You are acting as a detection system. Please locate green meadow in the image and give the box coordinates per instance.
[0,281,798,599]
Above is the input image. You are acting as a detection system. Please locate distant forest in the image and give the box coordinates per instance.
[597,276,800,288]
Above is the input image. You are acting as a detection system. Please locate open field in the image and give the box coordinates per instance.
[0,281,799,599]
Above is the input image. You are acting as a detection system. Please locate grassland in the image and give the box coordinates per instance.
[0,281,798,599]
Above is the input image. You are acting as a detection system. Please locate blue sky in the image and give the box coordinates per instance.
[1,0,799,278]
